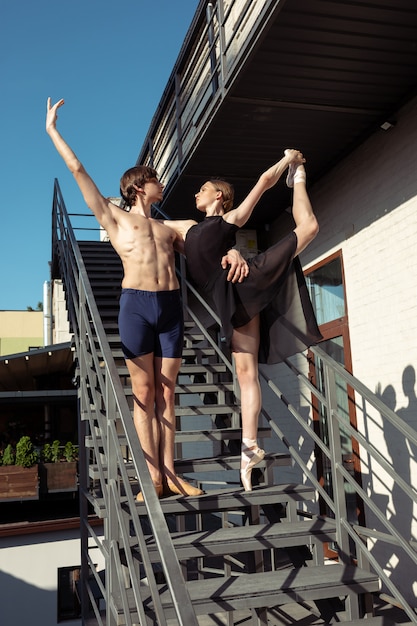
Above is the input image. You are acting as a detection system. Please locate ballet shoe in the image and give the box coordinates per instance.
[240,446,265,492]
[286,162,297,188]
[164,476,204,497]
[136,481,163,502]
[284,149,306,188]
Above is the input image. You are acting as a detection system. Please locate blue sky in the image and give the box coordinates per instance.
[0,0,199,311]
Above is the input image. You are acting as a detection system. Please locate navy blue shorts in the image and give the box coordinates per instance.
[118,289,184,359]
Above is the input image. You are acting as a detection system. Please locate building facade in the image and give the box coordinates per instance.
[261,93,417,605]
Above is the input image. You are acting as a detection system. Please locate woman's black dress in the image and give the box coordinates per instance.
[184,216,322,364]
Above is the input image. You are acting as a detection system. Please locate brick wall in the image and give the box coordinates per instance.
[261,95,417,604]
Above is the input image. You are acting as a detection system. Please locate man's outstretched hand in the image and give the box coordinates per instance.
[46,97,65,133]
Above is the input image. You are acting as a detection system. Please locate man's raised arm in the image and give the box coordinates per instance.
[46,97,115,231]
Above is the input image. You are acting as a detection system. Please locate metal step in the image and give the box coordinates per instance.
[137,517,337,562]
[89,483,315,519]
[340,618,397,626]
[88,281,122,290]
[121,382,235,395]
[114,362,229,377]
[174,405,237,417]
[88,451,291,480]
[88,483,315,522]
[99,346,218,360]
[85,427,271,446]
[132,483,316,517]
[110,564,380,624]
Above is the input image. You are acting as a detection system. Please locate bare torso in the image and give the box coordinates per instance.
[107,209,180,292]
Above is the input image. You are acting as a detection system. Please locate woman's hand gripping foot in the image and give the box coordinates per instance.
[284,149,306,188]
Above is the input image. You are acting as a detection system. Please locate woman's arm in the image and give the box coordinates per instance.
[161,219,196,243]
[223,149,304,228]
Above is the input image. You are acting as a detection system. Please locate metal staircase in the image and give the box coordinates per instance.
[51,181,417,626]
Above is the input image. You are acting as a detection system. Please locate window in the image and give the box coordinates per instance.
[57,566,81,622]
[305,254,346,326]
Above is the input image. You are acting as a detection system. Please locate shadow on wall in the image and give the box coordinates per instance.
[365,364,417,608]
[0,569,80,626]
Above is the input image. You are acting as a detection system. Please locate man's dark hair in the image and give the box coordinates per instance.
[120,165,159,207]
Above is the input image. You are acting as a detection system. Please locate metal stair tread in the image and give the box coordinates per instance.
[114,362,228,376]
[122,381,235,394]
[174,405,239,416]
[112,564,380,621]
[131,483,316,515]
[91,483,315,518]
[88,451,291,479]
[98,346,219,359]
[85,427,271,447]
[140,518,338,560]
[341,619,398,626]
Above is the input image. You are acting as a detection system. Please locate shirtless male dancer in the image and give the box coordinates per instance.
[46,97,246,500]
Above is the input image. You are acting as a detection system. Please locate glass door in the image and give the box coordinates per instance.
[305,252,365,549]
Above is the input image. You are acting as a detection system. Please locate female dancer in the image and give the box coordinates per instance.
[164,149,322,491]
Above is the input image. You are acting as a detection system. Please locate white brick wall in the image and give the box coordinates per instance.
[306,96,417,422]
[262,95,417,604]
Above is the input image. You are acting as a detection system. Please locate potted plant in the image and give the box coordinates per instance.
[42,439,62,463]
[1,444,15,466]
[0,436,39,501]
[63,441,78,463]
[40,439,78,494]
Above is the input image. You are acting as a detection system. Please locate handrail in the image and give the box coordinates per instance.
[258,348,417,623]
[52,180,199,626]
[137,0,285,181]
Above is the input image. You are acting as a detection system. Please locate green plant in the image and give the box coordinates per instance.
[41,442,53,463]
[2,444,15,466]
[15,436,39,468]
[41,440,78,463]
[63,441,78,462]
[42,439,62,463]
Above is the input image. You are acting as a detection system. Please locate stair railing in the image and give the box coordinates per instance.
[256,347,417,623]
[137,0,285,186]
[153,204,417,622]
[53,186,417,623]
[52,179,199,626]
[178,256,417,621]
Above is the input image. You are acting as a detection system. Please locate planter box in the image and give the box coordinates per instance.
[40,461,78,493]
[0,465,39,501]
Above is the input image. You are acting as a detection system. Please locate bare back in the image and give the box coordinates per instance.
[106,207,180,292]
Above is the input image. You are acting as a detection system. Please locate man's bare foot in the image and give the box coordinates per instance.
[284,149,306,188]
[136,481,164,502]
[164,476,204,497]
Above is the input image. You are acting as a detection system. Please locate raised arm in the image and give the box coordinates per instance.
[46,98,117,232]
[223,149,305,228]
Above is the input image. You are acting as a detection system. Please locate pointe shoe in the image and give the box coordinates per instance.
[136,481,163,502]
[164,476,204,497]
[240,445,265,492]
[284,149,306,188]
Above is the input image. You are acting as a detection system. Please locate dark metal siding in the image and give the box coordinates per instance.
[137,0,417,225]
